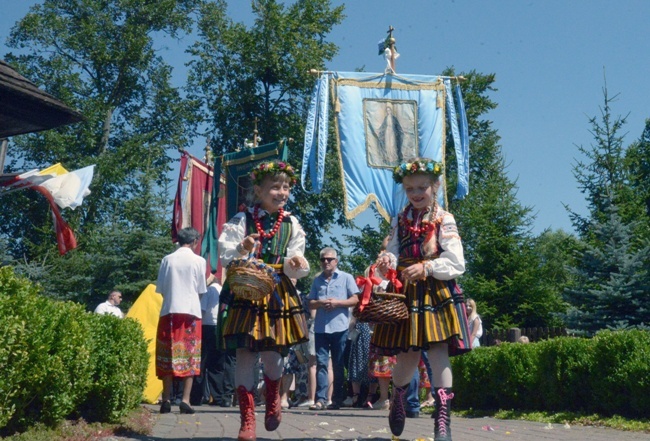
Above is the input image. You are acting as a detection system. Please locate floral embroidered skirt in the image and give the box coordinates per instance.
[368,345,396,378]
[221,274,308,357]
[371,277,471,357]
[156,313,202,378]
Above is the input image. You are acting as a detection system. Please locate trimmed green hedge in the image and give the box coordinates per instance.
[0,267,148,434]
[452,330,650,418]
[79,314,149,422]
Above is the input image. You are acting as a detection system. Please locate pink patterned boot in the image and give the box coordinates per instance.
[433,387,454,441]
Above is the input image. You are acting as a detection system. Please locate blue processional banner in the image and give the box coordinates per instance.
[302,71,470,221]
[333,72,446,220]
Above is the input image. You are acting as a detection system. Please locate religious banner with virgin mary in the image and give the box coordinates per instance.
[302,71,468,221]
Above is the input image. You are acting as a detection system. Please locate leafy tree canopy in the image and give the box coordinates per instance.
[2,0,200,304]
[186,0,349,262]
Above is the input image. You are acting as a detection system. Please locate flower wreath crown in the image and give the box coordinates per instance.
[250,161,298,187]
[392,158,443,184]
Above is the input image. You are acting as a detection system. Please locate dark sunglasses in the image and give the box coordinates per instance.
[320,257,336,263]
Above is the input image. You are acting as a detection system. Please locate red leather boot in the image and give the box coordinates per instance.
[263,375,282,431]
[236,385,256,441]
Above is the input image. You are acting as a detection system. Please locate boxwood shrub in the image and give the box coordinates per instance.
[452,330,650,418]
[0,267,148,434]
[79,313,149,422]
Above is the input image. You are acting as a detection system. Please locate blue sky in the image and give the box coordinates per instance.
[2,0,649,236]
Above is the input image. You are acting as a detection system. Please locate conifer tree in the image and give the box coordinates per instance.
[565,86,650,333]
[446,70,567,329]
[565,200,650,334]
[624,119,650,240]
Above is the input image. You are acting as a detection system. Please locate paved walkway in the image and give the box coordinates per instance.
[123,403,650,441]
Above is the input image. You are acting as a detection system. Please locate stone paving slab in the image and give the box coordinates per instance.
[124,404,650,441]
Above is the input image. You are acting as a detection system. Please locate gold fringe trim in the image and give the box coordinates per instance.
[333,74,445,92]
[344,193,392,222]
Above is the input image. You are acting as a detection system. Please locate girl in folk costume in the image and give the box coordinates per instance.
[218,161,309,441]
[366,251,398,410]
[371,158,471,441]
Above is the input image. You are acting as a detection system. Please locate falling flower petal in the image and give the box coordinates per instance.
[482,425,495,431]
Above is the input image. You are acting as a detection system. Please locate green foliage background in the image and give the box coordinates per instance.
[0,267,148,434]
[1,0,649,344]
[452,330,650,418]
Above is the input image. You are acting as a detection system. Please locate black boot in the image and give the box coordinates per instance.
[432,387,454,441]
[388,384,408,436]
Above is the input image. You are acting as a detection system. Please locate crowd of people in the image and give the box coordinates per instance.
[149,156,474,441]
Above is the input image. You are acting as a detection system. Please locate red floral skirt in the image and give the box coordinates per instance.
[156,313,202,378]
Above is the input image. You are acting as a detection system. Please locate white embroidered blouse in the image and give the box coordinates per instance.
[385,205,465,281]
[218,208,310,280]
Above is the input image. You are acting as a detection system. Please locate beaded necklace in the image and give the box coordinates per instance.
[253,205,285,240]
[401,204,435,237]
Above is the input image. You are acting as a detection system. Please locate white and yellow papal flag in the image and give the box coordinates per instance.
[1,164,95,254]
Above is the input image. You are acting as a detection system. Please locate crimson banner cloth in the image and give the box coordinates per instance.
[202,141,287,276]
[171,152,225,278]
[172,152,213,249]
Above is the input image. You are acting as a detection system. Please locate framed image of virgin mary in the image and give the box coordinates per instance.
[364,99,418,168]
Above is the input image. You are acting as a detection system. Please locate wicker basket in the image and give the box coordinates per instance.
[226,257,277,302]
[353,292,408,325]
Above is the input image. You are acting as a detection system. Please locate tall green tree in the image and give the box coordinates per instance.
[565,200,650,334]
[186,0,349,261]
[624,119,650,240]
[447,70,568,330]
[568,86,638,236]
[1,0,200,305]
[564,87,650,333]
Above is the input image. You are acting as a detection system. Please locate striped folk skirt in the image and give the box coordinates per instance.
[221,274,309,357]
[371,277,471,357]
[156,313,202,378]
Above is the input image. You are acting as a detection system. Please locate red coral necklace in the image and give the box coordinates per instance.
[401,205,434,237]
[253,205,285,239]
